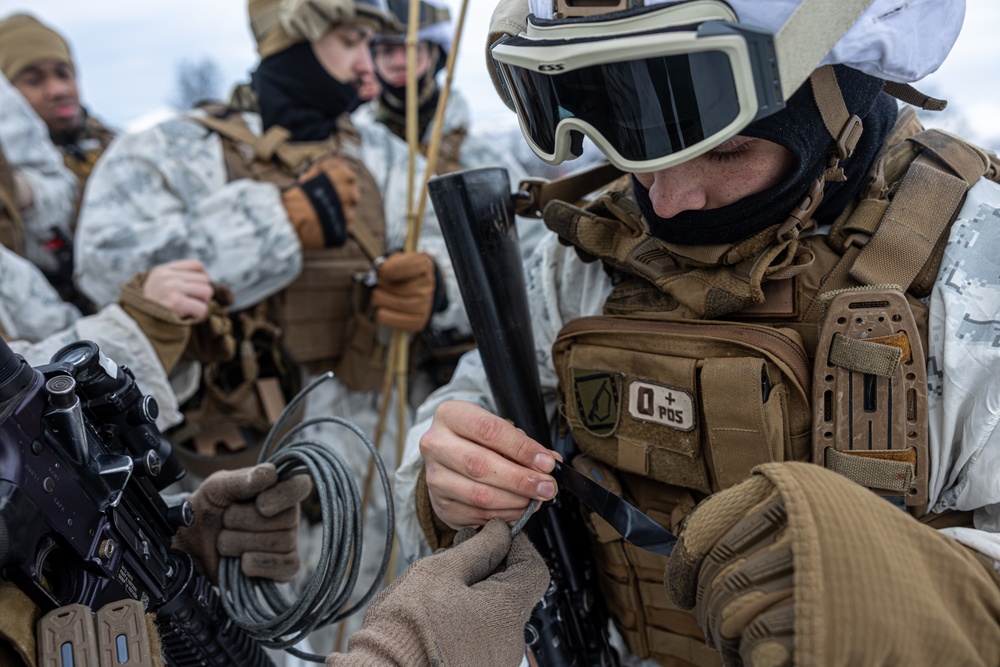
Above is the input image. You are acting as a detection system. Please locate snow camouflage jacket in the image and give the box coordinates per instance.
[74,108,470,337]
[0,73,76,276]
[0,243,182,431]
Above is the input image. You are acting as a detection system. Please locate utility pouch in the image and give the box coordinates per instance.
[277,248,372,369]
[333,305,388,393]
[812,288,929,511]
[553,316,812,494]
[170,308,302,478]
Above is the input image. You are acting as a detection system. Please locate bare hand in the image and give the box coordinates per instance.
[143,259,214,323]
[419,400,561,530]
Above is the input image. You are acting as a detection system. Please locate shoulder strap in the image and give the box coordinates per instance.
[848,129,990,290]
[882,81,948,111]
[813,127,992,324]
[190,109,332,173]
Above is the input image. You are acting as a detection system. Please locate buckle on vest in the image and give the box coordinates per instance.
[778,177,824,240]
[812,289,929,513]
[835,115,864,161]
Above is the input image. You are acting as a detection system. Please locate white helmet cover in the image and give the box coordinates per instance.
[527,0,966,84]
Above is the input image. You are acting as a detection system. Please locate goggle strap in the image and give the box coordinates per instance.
[514,161,625,217]
[811,67,850,142]
[882,82,948,112]
[810,66,863,160]
[775,0,874,102]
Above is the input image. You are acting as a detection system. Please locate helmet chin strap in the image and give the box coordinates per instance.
[777,66,863,242]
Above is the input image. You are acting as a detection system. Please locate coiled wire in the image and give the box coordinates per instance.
[217,372,394,662]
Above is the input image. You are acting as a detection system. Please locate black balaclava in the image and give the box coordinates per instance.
[633,65,898,246]
[251,41,360,142]
[374,42,444,140]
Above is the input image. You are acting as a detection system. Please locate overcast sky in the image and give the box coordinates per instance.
[2,0,997,148]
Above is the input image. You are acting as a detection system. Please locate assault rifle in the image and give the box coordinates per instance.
[428,168,620,667]
[0,337,274,666]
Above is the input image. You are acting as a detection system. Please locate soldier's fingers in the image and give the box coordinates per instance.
[425,460,541,531]
[160,258,206,274]
[172,295,209,323]
[218,528,297,557]
[433,400,557,473]
[223,503,298,531]
[256,474,313,516]
[181,279,215,304]
[240,551,300,582]
[203,463,278,506]
[421,426,557,509]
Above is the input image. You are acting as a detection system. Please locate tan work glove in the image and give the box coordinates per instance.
[118,272,190,375]
[370,252,439,333]
[182,283,237,364]
[327,518,550,667]
[281,155,360,250]
[171,463,313,584]
[665,462,1000,667]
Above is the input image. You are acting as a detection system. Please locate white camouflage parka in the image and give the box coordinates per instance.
[0,73,75,277]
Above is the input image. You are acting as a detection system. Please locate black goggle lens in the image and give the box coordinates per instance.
[501,50,741,162]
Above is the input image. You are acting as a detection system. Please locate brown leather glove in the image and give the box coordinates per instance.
[171,463,313,584]
[665,463,1000,667]
[369,252,439,333]
[182,283,237,364]
[327,518,550,667]
[117,271,190,374]
[281,155,360,250]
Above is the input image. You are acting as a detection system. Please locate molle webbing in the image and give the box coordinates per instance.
[545,186,812,319]
[821,128,993,303]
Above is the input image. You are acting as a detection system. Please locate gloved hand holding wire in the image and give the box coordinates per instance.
[172,462,312,584]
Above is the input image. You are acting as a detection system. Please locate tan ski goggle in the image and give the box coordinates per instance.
[490,1,786,172]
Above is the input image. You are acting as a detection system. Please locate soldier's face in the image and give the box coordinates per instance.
[632,136,795,219]
[312,23,377,89]
[372,41,431,87]
[12,59,82,135]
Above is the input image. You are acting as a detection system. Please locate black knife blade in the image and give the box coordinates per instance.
[549,461,677,556]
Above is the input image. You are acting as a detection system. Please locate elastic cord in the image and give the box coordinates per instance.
[217,373,394,663]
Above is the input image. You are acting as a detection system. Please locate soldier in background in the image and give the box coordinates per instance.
[73,0,474,654]
[353,0,547,394]
[0,48,77,298]
[0,12,115,311]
